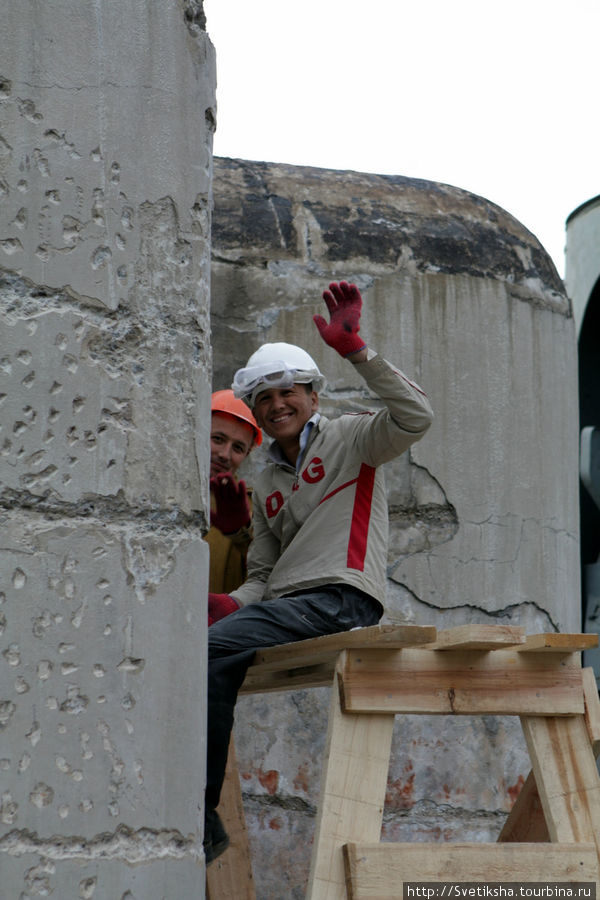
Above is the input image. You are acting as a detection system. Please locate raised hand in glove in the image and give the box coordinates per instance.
[208,592,241,626]
[210,473,251,535]
[313,281,367,358]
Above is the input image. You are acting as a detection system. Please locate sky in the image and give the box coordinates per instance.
[204,0,598,280]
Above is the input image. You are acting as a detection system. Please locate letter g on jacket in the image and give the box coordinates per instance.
[302,457,325,484]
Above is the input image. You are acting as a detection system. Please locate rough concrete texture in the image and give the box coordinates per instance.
[210,158,579,898]
[1,855,206,899]
[1,1,214,896]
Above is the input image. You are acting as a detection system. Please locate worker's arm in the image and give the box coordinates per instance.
[229,496,279,607]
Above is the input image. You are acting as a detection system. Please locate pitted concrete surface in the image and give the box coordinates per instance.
[1,1,214,896]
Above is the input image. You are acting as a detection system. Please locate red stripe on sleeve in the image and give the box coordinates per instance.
[346,463,376,571]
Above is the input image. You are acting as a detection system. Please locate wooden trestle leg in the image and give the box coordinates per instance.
[521,714,600,855]
[306,655,394,899]
[206,736,256,900]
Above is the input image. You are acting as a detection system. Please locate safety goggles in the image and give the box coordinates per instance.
[232,361,321,408]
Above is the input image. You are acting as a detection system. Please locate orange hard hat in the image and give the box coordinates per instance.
[211,389,263,446]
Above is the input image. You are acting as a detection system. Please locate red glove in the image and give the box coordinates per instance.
[313,281,367,358]
[210,474,251,534]
[208,593,241,626]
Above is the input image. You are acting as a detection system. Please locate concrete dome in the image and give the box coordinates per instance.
[211,157,564,288]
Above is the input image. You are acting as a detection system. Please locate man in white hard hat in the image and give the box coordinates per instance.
[204,281,434,863]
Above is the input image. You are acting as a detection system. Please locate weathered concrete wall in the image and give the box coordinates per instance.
[210,158,579,899]
[0,2,214,896]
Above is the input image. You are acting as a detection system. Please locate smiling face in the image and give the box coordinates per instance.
[252,384,318,460]
[210,412,255,478]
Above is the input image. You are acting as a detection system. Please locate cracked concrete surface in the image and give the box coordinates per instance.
[211,157,579,898]
[0,823,194,862]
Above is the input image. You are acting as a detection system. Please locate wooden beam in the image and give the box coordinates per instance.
[522,714,600,858]
[583,665,600,754]
[423,623,525,650]
[517,633,598,653]
[239,624,436,695]
[306,651,394,900]
[240,661,336,695]
[249,624,437,669]
[339,648,584,716]
[206,736,256,899]
[498,668,600,845]
[343,842,598,898]
[497,770,549,843]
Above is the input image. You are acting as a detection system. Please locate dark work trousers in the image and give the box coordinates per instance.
[206,584,381,811]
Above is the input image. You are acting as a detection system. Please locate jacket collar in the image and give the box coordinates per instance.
[267,413,323,471]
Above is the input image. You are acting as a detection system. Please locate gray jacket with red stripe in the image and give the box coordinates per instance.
[230,351,434,612]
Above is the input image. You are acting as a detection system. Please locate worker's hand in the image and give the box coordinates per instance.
[313,281,367,358]
[208,592,241,626]
[210,474,251,534]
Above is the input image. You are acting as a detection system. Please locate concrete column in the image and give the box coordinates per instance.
[0,2,215,895]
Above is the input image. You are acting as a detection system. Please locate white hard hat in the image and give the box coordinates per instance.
[232,342,325,406]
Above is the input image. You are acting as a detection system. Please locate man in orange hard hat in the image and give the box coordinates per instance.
[204,389,262,870]
[206,390,262,610]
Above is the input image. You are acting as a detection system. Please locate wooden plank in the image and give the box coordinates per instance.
[343,842,598,898]
[522,714,600,858]
[206,737,256,899]
[423,623,525,650]
[339,649,584,716]
[239,625,436,695]
[499,672,600,845]
[497,770,549,843]
[242,649,340,677]
[583,665,600,755]
[249,624,437,669]
[239,628,594,694]
[517,633,598,653]
[306,651,394,900]
[239,661,336,695]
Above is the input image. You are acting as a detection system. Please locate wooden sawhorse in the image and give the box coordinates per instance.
[222,624,600,898]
